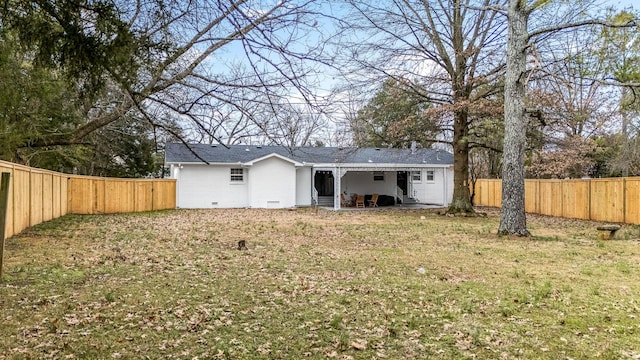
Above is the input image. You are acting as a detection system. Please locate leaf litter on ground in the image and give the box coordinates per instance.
[1,207,639,359]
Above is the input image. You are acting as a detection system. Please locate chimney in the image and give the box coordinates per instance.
[411,141,417,155]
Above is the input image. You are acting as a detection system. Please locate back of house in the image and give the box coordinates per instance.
[165,143,454,209]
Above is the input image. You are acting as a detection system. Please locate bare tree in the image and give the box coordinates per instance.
[499,0,638,236]
[154,67,267,146]
[336,0,508,213]
[12,0,329,151]
[601,11,640,176]
[522,28,618,178]
[534,30,618,137]
[216,99,330,147]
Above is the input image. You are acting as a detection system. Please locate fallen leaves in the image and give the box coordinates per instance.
[350,340,367,350]
[1,208,639,359]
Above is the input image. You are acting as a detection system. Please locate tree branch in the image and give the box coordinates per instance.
[528,18,638,42]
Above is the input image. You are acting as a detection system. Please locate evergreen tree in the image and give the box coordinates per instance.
[351,79,438,148]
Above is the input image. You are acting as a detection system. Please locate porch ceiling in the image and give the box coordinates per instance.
[313,166,442,177]
[313,166,436,172]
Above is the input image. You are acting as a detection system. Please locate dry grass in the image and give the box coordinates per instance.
[1,207,640,359]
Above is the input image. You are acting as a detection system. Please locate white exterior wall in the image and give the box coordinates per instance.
[177,164,248,208]
[248,157,297,208]
[171,162,454,209]
[340,171,397,198]
[296,167,313,206]
[411,167,453,206]
[445,166,454,206]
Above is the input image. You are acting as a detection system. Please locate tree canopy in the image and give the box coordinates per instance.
[350,79,440,148]
[0,0,328,176]
[336,0,509,213]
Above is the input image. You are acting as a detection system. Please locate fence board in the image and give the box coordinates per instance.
[562,180,590,220]
[68,178,93,214]
[135,181,154,212]
[105,180,135,213]
[52,175,61,219]
[625,178,640,224]
[93,179,105,214]
[66,176,176,215]
[590,179,625,222]
[13,168,30,235]
[491,180,502,207]
[30,171,43,226]
[537,181,562,217]
[42,174,53,222]
[153,180,176,210]
[61,176,68,216]
[476,180,488,206]
[477,179,502,207]
[524,180,539,213]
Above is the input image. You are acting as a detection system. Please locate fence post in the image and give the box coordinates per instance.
[623,177,627,224]
[560,180,564,218]
[536,180,540,214]
[588,179,592,221]
[1,172,11,280]
[152,181,156,211]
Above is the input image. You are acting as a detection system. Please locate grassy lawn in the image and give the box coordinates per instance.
[1,208,639,359]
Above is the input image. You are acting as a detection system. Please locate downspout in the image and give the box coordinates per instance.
[175,164,181,208]
[443,167,447,206]
[243,163,250,208]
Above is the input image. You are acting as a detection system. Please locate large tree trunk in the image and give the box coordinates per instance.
[449,109,474,213]
[499,0,530,236]
[447,0,474,214]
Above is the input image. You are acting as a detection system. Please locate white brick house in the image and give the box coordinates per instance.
[165,144,454,209]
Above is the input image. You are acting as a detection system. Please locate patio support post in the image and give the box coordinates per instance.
[334,167,341,210]
[311,168,317,206]
[173,164,181,208]
[408,171,413,199]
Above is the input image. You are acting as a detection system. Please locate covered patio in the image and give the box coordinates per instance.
[329,202,445,211]
[312,165,451,210]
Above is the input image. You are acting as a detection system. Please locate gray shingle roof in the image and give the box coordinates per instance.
[165,143,453,166]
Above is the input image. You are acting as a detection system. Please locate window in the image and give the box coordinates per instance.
[426,170,435,182]
[230,168,244,182]
[373,171,385,181]
[411,171,421,182]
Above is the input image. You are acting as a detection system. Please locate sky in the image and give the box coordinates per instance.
[607,0,637,8]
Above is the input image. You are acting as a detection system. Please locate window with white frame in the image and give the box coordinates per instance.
[373,171,385,181]
[426,170,435,182]
[411,171,421,182]
[230,168,244,182]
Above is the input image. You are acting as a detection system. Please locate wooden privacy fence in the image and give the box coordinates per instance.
[68,176,176,214]
[473,178,640,224]
[1,160,176,239]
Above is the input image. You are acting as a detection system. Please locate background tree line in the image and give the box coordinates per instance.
[344,2,640,181]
